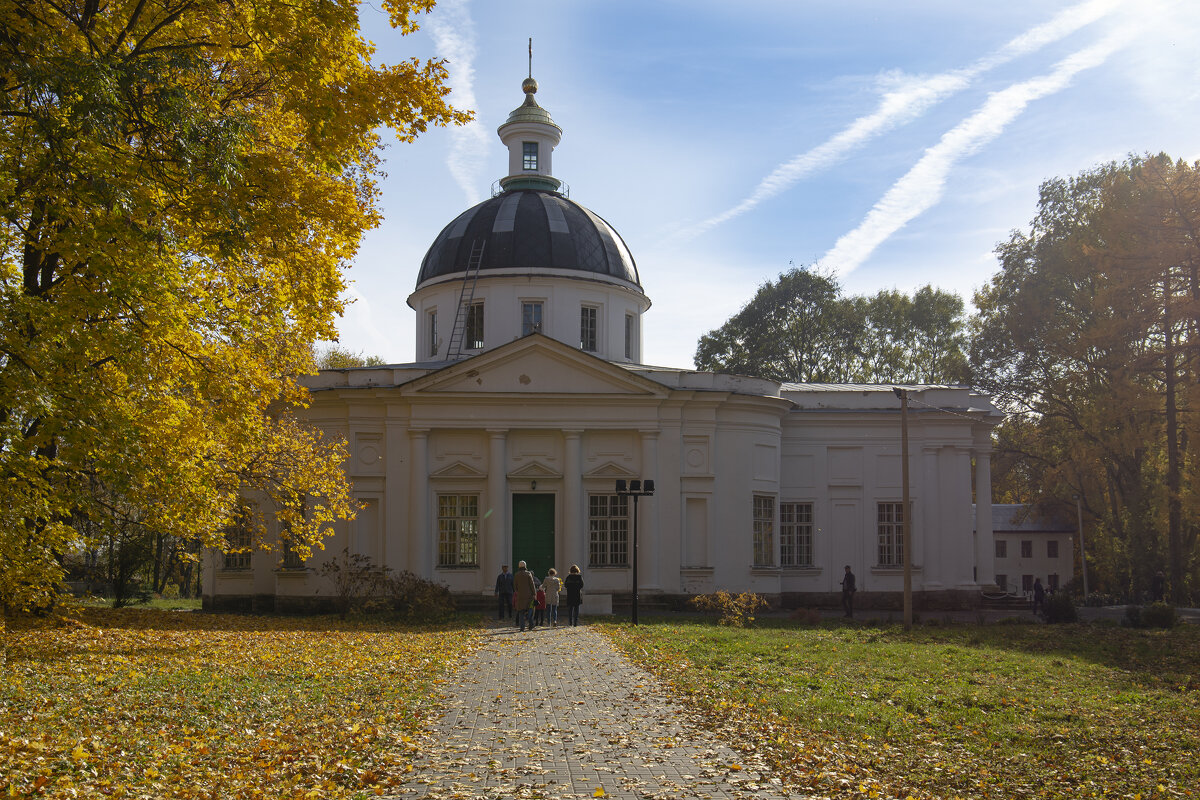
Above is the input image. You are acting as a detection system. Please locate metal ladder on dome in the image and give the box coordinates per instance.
[446,239,486,361]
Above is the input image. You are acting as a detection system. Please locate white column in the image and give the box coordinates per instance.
[640,429,660,591]
[563,430,583,573]
[487,429,508,589]
[975,447,995,587]
[408,429,430,577]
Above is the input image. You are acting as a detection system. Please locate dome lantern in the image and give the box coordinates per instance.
[497,67,562,193]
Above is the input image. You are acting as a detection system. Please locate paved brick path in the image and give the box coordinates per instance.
[390,622,795,800]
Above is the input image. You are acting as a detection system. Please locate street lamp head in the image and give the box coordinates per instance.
[644,479,655,494]
[630,479,642,492]
[615,479,627,493]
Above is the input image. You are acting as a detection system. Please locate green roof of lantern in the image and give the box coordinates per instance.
[498,78,561,131]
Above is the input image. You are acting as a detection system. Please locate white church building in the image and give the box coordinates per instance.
[203,74,1002,614]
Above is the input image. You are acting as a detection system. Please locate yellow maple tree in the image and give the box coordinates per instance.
[0,0,471,612]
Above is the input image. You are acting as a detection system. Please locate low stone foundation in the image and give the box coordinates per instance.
[202,587,984,616]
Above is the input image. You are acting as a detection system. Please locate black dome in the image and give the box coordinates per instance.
[417,190,640,288]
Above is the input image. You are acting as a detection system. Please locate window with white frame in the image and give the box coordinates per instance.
[753,495,775,566]
[427,309,438,358]
[780,502,813,567]
[588,494,628,566]
[437,494,479,567]
[1047,540,1059,558]
[624,313,635,360]
[580,305,598,352]
[223,505,254,570]
[877,501,904,567]
[523,141,538,170]
[995,539,1007,558]
[1020,540,1033,558]
[465,302,484,350]
[521,301,544,336]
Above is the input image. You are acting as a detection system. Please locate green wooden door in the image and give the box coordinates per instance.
[512,493,555,581]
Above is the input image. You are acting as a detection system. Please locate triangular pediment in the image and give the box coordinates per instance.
[430,460,487,479]
[509,461,562,480]
[583,461,638,479]
[404,335,668,397]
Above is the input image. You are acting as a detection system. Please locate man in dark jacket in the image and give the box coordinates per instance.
[495,565,514,620]
[513,561,537,632]
[841,565,857,618]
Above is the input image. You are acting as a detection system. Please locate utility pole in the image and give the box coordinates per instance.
[893,387,913,630]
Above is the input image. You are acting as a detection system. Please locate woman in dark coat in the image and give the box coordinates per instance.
[563,564,584,626]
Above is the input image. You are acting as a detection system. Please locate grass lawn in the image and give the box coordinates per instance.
[74,596,204,611]
[1,607,480,799]
[603,617,1200,799]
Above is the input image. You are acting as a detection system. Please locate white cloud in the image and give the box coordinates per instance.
[820,29,1135,277]
[426,0,488,206]
[680,0,1122,239]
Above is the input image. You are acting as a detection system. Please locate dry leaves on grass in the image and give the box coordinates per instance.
[1,608,477,799]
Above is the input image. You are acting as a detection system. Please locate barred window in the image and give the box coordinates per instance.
[589,494,628,567]
[223,506,254,570]
[465,302,484,350]
[753,495,775,566]
[780,502,813,567]
[877,502,904,567]
[580,305,598,352]
[438,494,479,567]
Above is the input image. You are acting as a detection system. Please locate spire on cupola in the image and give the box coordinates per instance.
[497,39,563,193]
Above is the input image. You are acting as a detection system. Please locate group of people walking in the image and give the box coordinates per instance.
[495,562,584,631]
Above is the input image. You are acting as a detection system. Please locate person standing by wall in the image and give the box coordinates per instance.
[563,564,584,626]
[495,564,514,621]
[841,565,857,618]
[514,561,537,632]
[542,568,562,627]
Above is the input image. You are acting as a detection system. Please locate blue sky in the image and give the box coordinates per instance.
[338,0,1200,369]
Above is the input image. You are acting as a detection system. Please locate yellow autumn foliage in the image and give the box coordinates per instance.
[0,0,472,611]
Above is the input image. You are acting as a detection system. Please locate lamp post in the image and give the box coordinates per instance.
[892,387,913,630]
[615,478,655,625]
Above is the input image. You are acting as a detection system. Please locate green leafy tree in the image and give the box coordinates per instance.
[314,345,388,369]
[0,0,471,614]
[695,267,968,384]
